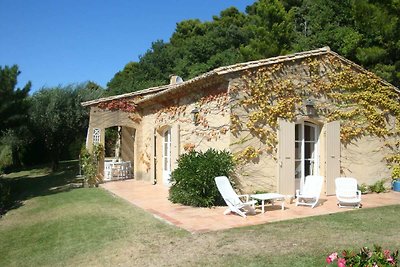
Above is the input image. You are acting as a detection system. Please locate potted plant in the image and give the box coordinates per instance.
[392,165,400,192]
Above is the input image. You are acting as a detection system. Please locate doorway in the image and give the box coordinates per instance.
[295,122,320,192]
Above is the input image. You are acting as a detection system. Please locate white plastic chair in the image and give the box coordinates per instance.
[295,175,324,208]
[335,177,361,208]
[214,176,257,218]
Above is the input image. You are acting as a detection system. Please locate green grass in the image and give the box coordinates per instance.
[1,162,399,266]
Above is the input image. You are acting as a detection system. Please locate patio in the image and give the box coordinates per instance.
[100,179,400,233]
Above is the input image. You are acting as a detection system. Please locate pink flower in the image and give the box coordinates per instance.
[337,257,346,267]
[384,250,391,258]
[326,252,338,263]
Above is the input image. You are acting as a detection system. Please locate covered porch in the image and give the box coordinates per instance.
[101,179,400,233]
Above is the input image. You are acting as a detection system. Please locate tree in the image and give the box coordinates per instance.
[29,83,102,170]
[106,0,400,95]
[240,0,295,60]
[0,65,31,167]
[107,7,250,95]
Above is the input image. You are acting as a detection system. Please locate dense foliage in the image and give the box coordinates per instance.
[29,84,102,170]
[107,0,400,95]
[80,144,104,187]
[169,149,235,207]
[0,72,103,172]
[0,65,31,168]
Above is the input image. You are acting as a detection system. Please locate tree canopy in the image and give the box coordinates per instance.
[106,0,400,96]
[28,83,103,170]
[0,65,31,167]
[0,65,31,133]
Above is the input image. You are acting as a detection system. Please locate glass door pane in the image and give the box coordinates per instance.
[295,122,319,191]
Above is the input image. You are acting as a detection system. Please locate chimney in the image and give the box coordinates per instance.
[169,75,183,85]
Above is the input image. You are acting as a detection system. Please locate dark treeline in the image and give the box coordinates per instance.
[107,0,400,96]
[0,66,103,172]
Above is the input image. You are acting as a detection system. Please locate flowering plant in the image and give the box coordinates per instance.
[326,245,398,267]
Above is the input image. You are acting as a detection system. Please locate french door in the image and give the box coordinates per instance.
[162,128,172,185]
[295,122,319,191]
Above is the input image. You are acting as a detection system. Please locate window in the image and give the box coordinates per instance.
[93,128,101,144]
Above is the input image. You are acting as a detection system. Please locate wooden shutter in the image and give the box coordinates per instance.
[325,121,341,195]
[278,119,295,195]
[150,129,156,183]
[171,124,180,171]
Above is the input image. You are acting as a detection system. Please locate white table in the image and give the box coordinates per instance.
[250,193,285,213]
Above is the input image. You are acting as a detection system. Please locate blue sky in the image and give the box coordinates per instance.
[0,0,255,93]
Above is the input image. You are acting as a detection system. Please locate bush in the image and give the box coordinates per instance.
[80,144,104,187]
[359,183,369,194]
[0,144,12,172]
[392,165,400,180]
[369,179,387,193]
[169,149,235,207]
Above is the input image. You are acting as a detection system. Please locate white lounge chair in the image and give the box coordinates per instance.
[214,176,257,218]
[335,177,361,208]
[295,175,324,208]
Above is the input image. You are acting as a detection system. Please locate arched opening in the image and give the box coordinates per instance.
[103,126,136,181]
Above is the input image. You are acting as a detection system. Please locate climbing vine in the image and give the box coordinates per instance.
[155,91,231,145]
[155,105,189,124]
[97,98,142,123]
[97,99,137,112]
[80,144,104,187]
[93,55,400,177]
[230,55,400,169]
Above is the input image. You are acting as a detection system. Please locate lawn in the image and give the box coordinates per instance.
[0,162,399,266]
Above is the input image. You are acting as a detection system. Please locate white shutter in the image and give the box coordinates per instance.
[278,119,295,195]
[325,121,341,195]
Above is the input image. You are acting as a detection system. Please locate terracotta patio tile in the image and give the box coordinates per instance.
[100,179,400,233]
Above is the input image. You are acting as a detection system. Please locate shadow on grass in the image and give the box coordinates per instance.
[0,160,81,216]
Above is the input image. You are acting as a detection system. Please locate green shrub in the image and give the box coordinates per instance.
[169,149,235,207]
[369,179,387,193]
[359,183,369,194]
[80,144,104,187]
[0,144,12,172]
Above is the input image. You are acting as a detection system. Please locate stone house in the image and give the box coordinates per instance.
[82,47,400,196]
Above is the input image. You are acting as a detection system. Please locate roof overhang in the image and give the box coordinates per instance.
[81,46,399,108]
